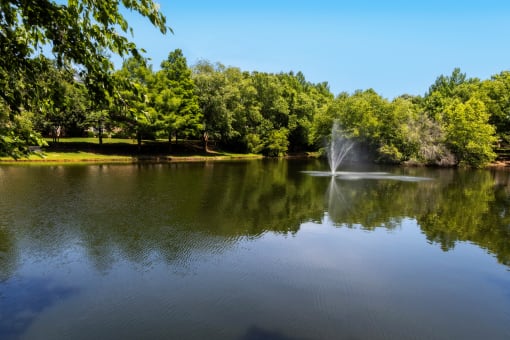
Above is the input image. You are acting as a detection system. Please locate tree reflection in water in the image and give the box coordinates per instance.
[322,167,510,266]
[0,162,510,339]
[0,163,509,277]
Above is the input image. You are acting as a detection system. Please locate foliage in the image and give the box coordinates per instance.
[114,57,157,145]
[442,98,497,167]
[0,0,168,157]
[1,1,508,166]
[29,57,89,140]
[424,70,497,166]
[260,128,290,157]
[480,71,510,141]
[192,61,240,149]
[192,66,332,155]
[154,49,202,143]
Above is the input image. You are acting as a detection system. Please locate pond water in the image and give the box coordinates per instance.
[0,160,509,339]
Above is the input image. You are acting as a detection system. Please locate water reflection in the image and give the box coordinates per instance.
[0,163,510,277]
[241,325,308,340]
[321,167,510,265]
[0,277,78,340]
[303,170,431,182]
[0,227,17,282]
[0,161,510,338]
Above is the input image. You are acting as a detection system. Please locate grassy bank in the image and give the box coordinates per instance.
[0,138,264,164]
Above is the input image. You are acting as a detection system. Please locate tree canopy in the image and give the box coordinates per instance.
[0,0,168,157]
[1,2,508,167]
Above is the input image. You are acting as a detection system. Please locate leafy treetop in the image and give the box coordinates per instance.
[0,0,169,157]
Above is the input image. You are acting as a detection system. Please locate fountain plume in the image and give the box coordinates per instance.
[327,122,354,174]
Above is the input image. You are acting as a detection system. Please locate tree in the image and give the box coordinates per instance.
[192,61,238,151]
[0,0,168,158]
[278,72,332,152]
[376,97,421,163]
[153,49,202,147]
[28,57,89,141]
[114,57,157,148]
[480,71,510,142]
[443,98,497,167]
[424,70,497,167]
[427,67,468,98]
[232,73,263,152]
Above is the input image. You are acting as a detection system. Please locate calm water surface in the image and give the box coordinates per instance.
[0,160,509,339]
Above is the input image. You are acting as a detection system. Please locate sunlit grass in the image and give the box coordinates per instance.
[0,138,270,163]
[44,137,135,144]
[0,151,131,163]
[0,150,263,164]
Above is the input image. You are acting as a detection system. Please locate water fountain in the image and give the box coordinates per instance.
[303,121,431,182]
[327,122,354,175]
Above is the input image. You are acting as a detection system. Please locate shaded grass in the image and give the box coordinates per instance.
[1,138,263,164]
[44,137,133,144]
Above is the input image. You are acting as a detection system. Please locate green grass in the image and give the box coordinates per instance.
[0,149,263,164]
[0,151,132,163]
[44,137,135,144]
[1,138,305,164]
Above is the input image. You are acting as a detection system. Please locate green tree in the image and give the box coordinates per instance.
[310,92,347,148]
[0,0,168,157]
[154,49,202,147]
[28,57,89,141]
[443,98,497,166]
[424,70,497,167]
[114,57,157,148]
[338,89,386,143]
[427,67,467,98]
[279,72,333,152]
[233,73,263,152]
[322,89,388,162]
[480,71,510,142]
[192,61,240,151]
[376,97,421,163]
[260,128,290,156]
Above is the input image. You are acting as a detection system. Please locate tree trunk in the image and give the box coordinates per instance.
[202,131,209,153]
[137,132,142,152]
[98,120,103,145]
[52,125,61,143]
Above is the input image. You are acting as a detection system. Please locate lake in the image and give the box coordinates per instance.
[0,159,509,339]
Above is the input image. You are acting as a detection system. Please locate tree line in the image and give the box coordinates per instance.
[7,49,510,167]
[1,1,509,166]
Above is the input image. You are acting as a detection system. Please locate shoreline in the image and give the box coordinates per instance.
[1,151,508,168]
[0,154,265,165]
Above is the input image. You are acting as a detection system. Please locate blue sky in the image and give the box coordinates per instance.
[120,0,510,99]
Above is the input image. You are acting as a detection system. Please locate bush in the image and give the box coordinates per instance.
[377,144,402,164]
[261,129,289,157]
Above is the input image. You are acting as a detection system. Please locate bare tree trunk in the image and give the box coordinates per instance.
[98,120,103,145]
[202,131,209,153]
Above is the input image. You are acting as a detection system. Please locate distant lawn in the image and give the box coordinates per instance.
[45,137,135,144]
[0,151,133,163]
[0,151,263,164]
[0,138,264,163]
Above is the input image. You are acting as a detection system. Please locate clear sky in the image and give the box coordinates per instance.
[120,0,510,99]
